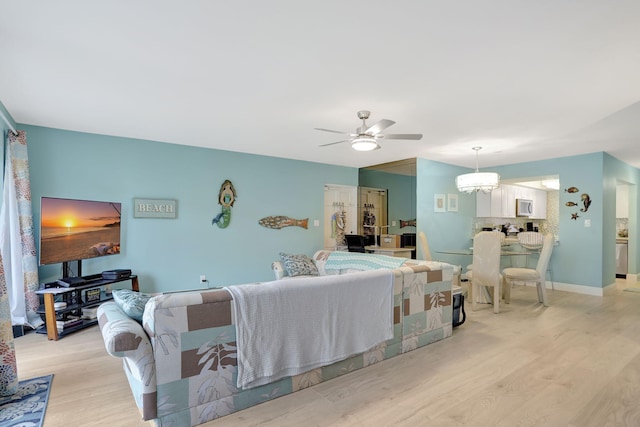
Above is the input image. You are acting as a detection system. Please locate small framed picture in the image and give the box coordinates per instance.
[448,194,459,212]
[434,194,446,212]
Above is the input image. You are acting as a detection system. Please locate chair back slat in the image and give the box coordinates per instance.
[536,233,555,277]
[518,231,544,250]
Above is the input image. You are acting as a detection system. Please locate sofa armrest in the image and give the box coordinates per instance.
[98,301,152,357]
[98,301,157,421]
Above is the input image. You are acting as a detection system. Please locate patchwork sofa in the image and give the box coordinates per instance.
[97,251,455,426]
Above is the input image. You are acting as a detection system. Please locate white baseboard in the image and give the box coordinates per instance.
[546,281,605,296]
[517,280,605,296]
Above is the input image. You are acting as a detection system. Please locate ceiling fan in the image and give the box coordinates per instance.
[315,110,423,151]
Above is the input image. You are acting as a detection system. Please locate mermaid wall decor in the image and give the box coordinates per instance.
[212,179,237,228]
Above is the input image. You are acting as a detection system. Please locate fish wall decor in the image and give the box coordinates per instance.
[259,216,308,229]
[580,193,592,212]
[212,179,236,229]
[565,186,579,193]
[400,219,416,228]
[565,201,577,207]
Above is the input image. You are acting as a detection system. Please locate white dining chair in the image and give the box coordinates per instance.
[467,231,502,314]
[502,233,554,306]
[418,231,433,261]
[465,230,504,289]
[517,231,544,251]
[516,231,553,290]
[419,230,461,288]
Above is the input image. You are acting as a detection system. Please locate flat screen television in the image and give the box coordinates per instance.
[39,197,121,278]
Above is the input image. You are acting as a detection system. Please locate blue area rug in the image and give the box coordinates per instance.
[0,374,53,427]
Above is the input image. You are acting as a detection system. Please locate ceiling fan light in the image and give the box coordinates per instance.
[351,137,379,151]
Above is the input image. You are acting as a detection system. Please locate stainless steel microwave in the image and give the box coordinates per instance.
[516,198,533,217]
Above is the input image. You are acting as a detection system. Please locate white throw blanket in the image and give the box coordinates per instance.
[225,269,394,389]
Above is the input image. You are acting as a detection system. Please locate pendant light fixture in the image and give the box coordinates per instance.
[455,146,500,193]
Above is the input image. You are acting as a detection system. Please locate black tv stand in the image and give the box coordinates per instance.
[36,273,139,340]
[56,276,87,287]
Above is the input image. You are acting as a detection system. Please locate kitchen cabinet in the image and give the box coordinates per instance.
[531,188,547,219]
[476,184,547,219]
[491,187,503,217]
[617,184,629,218]
[477,191,492,217]
[476,187,509,218]
[476,184,517,218]
[501,185,516,218]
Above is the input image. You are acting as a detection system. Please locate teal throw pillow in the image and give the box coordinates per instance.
[279,252,319,277]
[112,289,151,322]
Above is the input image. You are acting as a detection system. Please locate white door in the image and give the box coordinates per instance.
[324,184,358,250]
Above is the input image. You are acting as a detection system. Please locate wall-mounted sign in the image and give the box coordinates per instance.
[134,198,177,219]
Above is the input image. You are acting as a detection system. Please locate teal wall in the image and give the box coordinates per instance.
[22,125,358,292]
[415,158,476,265]
[358,169,415,235]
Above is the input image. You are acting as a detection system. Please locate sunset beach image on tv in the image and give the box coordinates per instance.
[39,197,122,266]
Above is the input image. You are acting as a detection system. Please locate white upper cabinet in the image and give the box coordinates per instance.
[476,190,492,217]
[476,184,547,219]
[476,185,516,218]
[530,188,547,219]
[501,185,516,218]
[491,187,504,217]
[617,184,629,218]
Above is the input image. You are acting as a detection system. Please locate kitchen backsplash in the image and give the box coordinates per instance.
[473,218,547,235]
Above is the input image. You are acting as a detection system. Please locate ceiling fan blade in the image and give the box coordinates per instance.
[319,140,349,147]
[314,128,350,135]
[380,133,423,140]
[364,119,395,135]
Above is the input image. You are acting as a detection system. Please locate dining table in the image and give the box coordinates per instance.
[436,249,532,257]
[435,248,534,304]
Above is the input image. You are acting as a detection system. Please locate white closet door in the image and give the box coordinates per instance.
[324,185,358,250]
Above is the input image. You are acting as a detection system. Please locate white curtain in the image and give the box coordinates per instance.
[0,130,43,328]
[0,250,18,396]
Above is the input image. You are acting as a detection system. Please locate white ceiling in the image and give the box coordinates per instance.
[1,1,639,170]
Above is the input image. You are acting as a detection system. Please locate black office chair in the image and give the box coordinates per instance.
[344,234,366,253]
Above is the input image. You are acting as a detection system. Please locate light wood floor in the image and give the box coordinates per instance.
[14,279,640,426]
